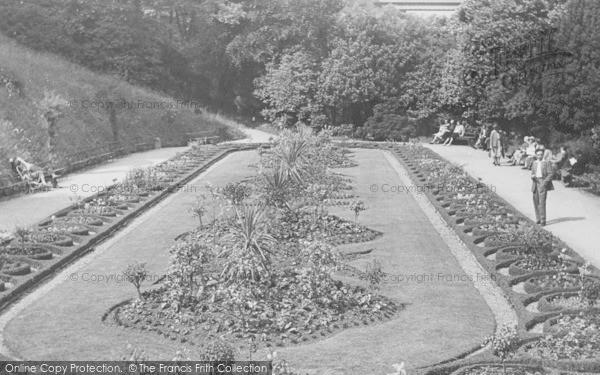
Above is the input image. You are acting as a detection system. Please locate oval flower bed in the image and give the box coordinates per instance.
[37,223,90,236]
[508,255,578,277]
[54,215,104,227]
[3,246,53,260]
[69,206,118,217]
[537,291,592,312]
[495,246,553,263]
[523,273,599,294]
[106,194,140,206]
[519,311,600,361]
[25,232,73,247]
[0,257,31,276]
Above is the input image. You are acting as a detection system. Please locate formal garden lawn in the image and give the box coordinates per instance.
[2,131,495,374]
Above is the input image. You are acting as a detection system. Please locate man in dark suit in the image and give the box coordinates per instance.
[531,148,554,226]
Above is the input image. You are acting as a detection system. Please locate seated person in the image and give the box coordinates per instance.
[522,138,539,169]
[440,120,455,143]
[474,125,488,149]
[509,136,530,166]
[12,157,57,187]
[430,120,449,144]
[444,121,465,146]
[552,146,574,185]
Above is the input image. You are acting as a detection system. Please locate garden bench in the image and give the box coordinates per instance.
[454,127,478,146]
[572,164,600,193]
[185,131,220,145]
[0,172,27,198]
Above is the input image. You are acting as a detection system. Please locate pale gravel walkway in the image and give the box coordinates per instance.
[0,154,227,360]
[425,143,600,269]
[0,147,188,231]
[223,125,276,144]
[382,150,518,331]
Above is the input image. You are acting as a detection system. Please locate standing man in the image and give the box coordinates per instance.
[490,124,502,166]
[531,148,554,226]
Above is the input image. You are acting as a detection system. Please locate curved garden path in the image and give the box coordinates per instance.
[0,148,508,374]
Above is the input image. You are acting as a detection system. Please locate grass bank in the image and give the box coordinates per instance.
[0,34,244,173]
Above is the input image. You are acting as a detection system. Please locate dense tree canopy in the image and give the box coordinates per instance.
[1,0,598,150]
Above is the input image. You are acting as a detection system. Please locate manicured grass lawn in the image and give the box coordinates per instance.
[253,149,495,374]
[3,148,495,374]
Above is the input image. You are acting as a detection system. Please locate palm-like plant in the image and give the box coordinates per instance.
[277,137,311,184]
[259,167,292,209]
[219,205,277,283]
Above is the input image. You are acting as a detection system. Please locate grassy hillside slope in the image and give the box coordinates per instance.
[0,33,243,173]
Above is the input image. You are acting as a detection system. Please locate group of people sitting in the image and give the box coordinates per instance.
[508,137,575,186]
[8,157,59,188]
[431,119,576,186]
[430,119,466,146]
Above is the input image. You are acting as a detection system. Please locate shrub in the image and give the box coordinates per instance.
[484,326,520,375]
[123,262,148,299]
[198,339,236,361]
[358,113,417,141]
[361,259,385,291]
[165,239,214,311]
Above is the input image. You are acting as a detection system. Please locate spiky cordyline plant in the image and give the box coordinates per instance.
[219,205,277,283]
[277,137,311,184]
[259,166,293,210]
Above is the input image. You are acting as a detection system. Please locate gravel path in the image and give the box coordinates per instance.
[425,143,600,269]
[0,147,188,231]
[224,125,276,144]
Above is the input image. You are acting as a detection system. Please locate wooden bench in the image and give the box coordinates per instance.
[0,172,27,198]
[1,139,158,199]
[573,164,600,193]
[186,131,220,145]
[454,127,478,146]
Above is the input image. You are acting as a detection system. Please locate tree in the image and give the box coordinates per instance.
[123,262,148,299]
[254,51,320,128]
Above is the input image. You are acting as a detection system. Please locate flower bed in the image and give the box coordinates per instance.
[388,143,600,374]
[523,274,599,295]
[537,292,588,312]
[508,256,578,277]
[25,232,73,247]
[3,246,53,260]
[520,311,600,361]
[0,257,31,276]
[0,143,235,314]
[450,364,547,375]
[37,223,89,236]
[69,206,118,217]
[269,211,381,245]
[111,131,399,356]
[494,246,550,263]
[53,216,104,227]
[116,273,399,350]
